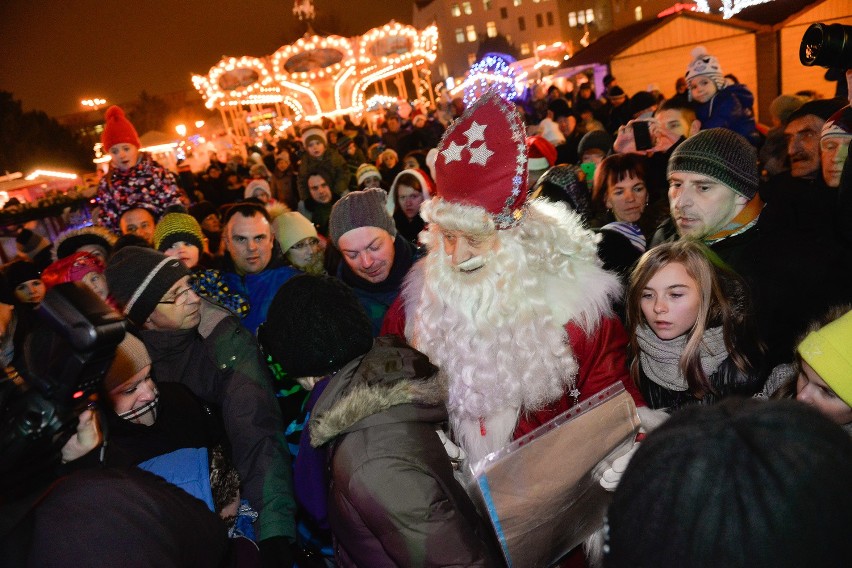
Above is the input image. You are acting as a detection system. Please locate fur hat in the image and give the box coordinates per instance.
[798,309,852,407]
[2,259,40,289]
[301,125,327,148]
[41,252,106,290]
[329,188,397,247]
[685,46,725,91]
[668,128,758,200]
[55,225,117,261]
[526,135,557,171]
[356,163,382,186]
[272,211,318,253]
[386,169,435,215]
[258,274,373,377]
[104,333,152,392]
[244,179,272,201]
[577,130,613,160]
[105,246,189,326]
[433,89,528,229]
[153,212,204,252]
[606,399,852,568]
[821,106,852,140]
[101,105,141,150]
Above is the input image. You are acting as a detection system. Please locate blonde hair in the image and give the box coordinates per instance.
[626,240,758,397]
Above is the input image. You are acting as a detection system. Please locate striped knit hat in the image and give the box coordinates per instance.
[668,128,758,200]
[153,213,204,252]
[105,246,189,326]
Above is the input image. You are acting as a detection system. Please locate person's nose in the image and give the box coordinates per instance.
[360,251,374,268]
[654,298,667,314]
[451,239,472,267]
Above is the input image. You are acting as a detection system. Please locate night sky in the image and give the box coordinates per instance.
[0,0,413,118]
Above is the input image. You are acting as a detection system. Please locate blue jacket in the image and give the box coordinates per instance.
[696,84,760,145]
[222,264,299,334]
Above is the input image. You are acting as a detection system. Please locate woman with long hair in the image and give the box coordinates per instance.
[626,240,764,411]
[386,169,434,245]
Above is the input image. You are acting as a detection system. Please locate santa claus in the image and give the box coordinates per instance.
[382,90,648,465]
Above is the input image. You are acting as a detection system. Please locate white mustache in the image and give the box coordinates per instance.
[455,255,487,272]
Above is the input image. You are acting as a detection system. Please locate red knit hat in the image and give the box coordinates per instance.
[101,105,141,150]
[434,90,528,229]
[41,251,106,290]
[526,135,557,171]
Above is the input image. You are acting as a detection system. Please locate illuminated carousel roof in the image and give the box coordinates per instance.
[192,22,437,121]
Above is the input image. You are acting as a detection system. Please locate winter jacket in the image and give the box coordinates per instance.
[309,336,502,568]
[695,85,760,145]
[297,148,350,201]
[140,298,296,544]
[95,154,182,232]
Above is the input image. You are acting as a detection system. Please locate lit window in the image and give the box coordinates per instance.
[483,0,492,9]
[568,12,577,27]
[463,1,472,15]
[500,7,508,18]
[451,3,460,17]
[546,11,554,25]
[520,43,530,55]
[466,24,477,42]
[487,21,498,38]
[586,8,594,22]
[578,11,585,25]
[518,16,526,31]
[536,13,543,27]
[513,0,522,6]
[455,28,465,43]
[635,6,642,20]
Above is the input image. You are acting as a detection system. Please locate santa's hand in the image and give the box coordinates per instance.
[61,409,102,463]
[600,442,639,492]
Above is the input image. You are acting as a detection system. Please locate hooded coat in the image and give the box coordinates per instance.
[309,336,501,567]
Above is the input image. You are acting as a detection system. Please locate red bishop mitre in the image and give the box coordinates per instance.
[434,90,528,229]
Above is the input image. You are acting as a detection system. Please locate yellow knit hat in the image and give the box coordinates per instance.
[153,212,204,252]
[272,211,318,253]
[798,310,852,407]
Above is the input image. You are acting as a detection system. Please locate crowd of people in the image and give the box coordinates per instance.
[2,45,852,567]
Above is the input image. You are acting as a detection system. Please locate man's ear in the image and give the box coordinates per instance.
[734,194,749,206]
[689,120,701,137]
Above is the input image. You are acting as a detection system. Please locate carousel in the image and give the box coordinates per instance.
[192,4,438,142]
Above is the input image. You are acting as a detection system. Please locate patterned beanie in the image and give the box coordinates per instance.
[104,333,152,392]
[356,163,381,186]
[101,105,141,150]
[329,188,397,247]
[684,46,725,91]
[153,212,204,252]
[41,252,106,290]
[821,106,852,140]
[105,246,189,326]
[798,309,852,407]
[668,128,758,200]
[258,274,373,377]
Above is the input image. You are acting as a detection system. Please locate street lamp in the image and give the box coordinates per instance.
[81,98,107,110]
[175,124,187,137]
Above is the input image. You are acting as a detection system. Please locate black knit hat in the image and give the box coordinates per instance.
[785,97,848,125]
[628,91,657,117]
[2,259,40,289]
[258,274,373,378]
[577,130,613,159]
[105,246,189,326]
[668,128,758,200]
[547,98,574,120]
[606,399,852,568]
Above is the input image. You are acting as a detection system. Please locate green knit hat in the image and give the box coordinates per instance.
[153,212,204,252]
[667,128,758,200]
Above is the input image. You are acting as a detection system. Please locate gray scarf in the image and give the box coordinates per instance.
[636,324,728,392]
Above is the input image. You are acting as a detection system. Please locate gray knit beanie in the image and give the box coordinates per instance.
[667,128,758,200]
[329,188,397,247]
[105,246,190,326]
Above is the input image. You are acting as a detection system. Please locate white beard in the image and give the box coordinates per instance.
[405,199,621,465]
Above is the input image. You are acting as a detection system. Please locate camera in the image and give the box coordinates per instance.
[799,23,852,69]
[0,283,125,501]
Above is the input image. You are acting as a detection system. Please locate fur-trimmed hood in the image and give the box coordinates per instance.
[310,335,448,447]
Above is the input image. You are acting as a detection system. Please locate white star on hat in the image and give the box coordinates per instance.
[441,141,465,163]
[464,121,487,145]
[468,143,493,166]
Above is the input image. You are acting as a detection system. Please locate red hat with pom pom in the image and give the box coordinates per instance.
[434,89,528,229]
[526,135,557,171]
[102,105,141,150]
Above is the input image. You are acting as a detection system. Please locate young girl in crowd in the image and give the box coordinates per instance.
[41,251,111,302]
[626,240,764,411]
[386,169,434,245]
[685,46,761,146]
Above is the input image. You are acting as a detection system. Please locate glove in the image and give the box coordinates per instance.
[259,536,295,568]
[600,442,639,492]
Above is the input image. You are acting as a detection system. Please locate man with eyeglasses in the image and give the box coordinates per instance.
[106,246,298,567]
[221,202,299,334]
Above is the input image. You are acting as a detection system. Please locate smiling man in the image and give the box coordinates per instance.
[329,187,418,335]
[221,202,298,334]
[106,246,298,566]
